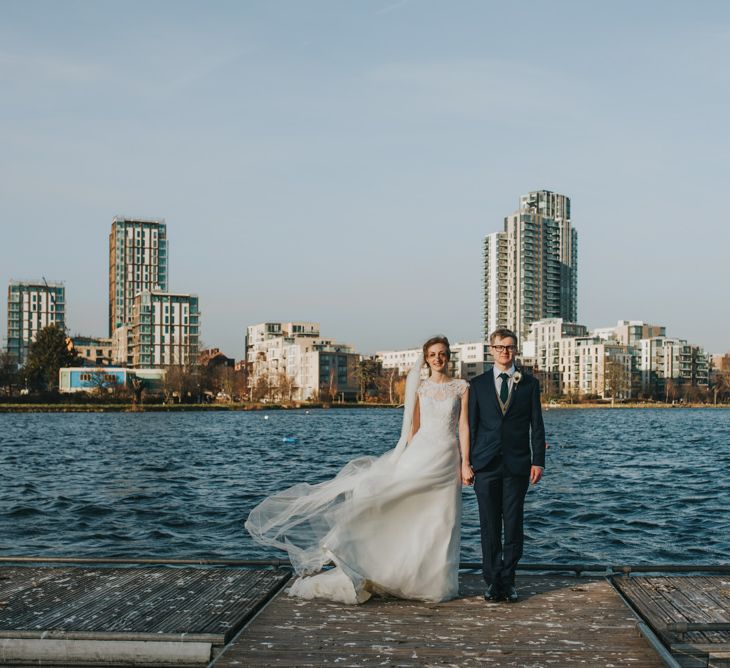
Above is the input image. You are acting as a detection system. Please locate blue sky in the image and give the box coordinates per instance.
[1,1,728,356]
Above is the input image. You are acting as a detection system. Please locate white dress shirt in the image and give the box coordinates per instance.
[493,364,516,397]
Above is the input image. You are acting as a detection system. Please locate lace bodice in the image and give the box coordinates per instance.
[417,378,468,441]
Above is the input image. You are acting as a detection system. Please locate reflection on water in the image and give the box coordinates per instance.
[1,408,729,563]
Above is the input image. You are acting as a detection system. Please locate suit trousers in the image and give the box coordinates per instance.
[474,456,529,588]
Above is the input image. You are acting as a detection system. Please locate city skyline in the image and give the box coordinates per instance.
[2,2,729,357]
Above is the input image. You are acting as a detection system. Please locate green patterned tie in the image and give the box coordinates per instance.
[499,373,509,404]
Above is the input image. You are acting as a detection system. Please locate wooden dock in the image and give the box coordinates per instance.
[213,573,664,667]
[0,565,290,666]
[5,563,730,667]
[614,575,730,668]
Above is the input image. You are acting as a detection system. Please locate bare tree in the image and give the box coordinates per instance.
[275,371,295,403]
[163,365,197,403]
[251,375,271,403]
[712,371,730,404]
[130,377,144,409]
[86,371,120,398]
[665,378,677,404]
[604,358,630,402]
[375,367,401,404]
[354,359,380,402]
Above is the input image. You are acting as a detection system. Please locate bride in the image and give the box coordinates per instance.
[245,335,473,604]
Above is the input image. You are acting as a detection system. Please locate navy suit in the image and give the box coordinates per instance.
[468,368,546,589]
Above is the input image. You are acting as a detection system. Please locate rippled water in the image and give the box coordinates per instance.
[2,409,729,564]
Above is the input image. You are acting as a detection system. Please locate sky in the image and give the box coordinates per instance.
[1,0,729,357]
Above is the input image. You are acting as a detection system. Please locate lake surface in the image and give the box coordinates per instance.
[2,408,729,565]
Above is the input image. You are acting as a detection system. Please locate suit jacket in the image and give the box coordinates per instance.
[468,368,546,476]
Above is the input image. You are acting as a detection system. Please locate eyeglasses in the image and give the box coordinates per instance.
[491,345,517,353]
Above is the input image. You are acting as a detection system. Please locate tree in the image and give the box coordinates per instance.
[604,358,631,402]
[0,352,19,396]
[711,371,730,404]
[22,325,80,392]
[163,365,194,403]
[375,367,401,404]
[251,375,271,403]
[319,369,338,404]
[275,371,295,403]
[354,359,381,402]
[665,378,677,403]
[130,377,144,408]
[86,370,122,398]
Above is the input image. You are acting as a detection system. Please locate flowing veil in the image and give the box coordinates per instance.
[245,353,425,575]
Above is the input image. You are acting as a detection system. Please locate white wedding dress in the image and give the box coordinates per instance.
[245,364,466,605]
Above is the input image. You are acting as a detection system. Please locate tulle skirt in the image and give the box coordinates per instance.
[245,426,462,604]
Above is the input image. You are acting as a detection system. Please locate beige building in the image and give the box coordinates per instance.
[559,336,632,399]
[245,322,358,401]
[71,336,113,367]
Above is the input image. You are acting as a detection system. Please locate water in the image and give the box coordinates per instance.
[2,409,729,564]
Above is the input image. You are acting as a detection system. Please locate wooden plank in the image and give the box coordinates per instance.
[614,575,730,668]
[214,573,663,667]
[0,566,289,645]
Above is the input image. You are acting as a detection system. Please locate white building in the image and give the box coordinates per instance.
[6,280,66,366]
[482,232,509,338]
[639,337,709,396]
[483,190,578,343]
[127,291,200,368]
[526,318,588,373]
[558,336,632,399]
[245,322,358,401]
[109,217,168,336]
[376,341,489,381]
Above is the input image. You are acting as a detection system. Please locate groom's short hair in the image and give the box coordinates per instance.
[489,328,518,347]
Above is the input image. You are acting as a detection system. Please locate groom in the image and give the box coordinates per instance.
[467,328,546,603]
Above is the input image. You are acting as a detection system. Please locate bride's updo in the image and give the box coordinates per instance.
[422,335,451,367]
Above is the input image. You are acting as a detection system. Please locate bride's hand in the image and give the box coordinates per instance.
[461,462,474,486]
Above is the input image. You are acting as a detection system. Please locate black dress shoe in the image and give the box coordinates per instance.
[505,585,519,603]
[484,584,501,601]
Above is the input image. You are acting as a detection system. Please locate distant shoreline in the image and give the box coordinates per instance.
[0,402,728,413]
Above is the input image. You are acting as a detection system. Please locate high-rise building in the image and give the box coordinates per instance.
[128,291,200,368]
[483,190,578,343]
[7,280,66,366]
[108,217,168,336]
[482,232,509,338]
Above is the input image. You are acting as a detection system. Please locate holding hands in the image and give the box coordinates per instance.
[461,461,474,486]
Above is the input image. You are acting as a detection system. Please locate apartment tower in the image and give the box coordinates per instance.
[108,217,168,336]
[7,280,66,366]
[483,190,578,343]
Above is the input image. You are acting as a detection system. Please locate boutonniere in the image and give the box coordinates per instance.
[512,371,522,385]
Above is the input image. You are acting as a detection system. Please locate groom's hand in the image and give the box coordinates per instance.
[529,466,543,485]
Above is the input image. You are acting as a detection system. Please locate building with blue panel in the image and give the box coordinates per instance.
[59,367,165,393]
